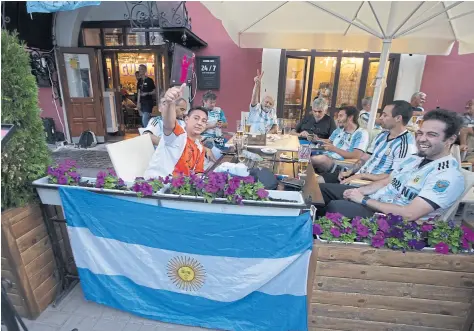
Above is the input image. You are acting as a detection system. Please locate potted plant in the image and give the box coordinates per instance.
[308,212,474,330]
[1,31,56,319]
[158,172,306,216]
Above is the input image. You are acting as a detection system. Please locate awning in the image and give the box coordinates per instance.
[26,1,100,13]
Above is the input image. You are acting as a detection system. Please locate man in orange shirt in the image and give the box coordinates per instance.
[145,84,209,177]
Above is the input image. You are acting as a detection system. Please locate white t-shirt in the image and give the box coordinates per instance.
[370,155,464,219]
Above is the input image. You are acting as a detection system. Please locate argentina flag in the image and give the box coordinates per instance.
[59,188,312,331]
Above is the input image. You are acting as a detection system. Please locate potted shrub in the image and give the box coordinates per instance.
[1,31,56,319]
[308,213,474,330]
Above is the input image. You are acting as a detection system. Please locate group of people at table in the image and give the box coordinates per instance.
[138,69,469,223]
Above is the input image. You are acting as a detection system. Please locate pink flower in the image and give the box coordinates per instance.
[257,188,269,199]
[356,224,369,237]
[171,177,185,188]
[421,223,434,232]
[434,242,450,254]
[243,176,255,184]
[330,227,341,238]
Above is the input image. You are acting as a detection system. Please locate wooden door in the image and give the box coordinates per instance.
[58,47,105,141]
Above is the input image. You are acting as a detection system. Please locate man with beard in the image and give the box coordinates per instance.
[145,84,208,178]
[311,106,369,173]
[318,109,464,221]
[319,100,417,184]
[247,70,278,134]
[292,98,336,140]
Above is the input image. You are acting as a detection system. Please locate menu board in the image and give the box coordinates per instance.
[197,56,220,90]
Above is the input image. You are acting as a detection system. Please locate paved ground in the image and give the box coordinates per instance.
[23,284,217,331]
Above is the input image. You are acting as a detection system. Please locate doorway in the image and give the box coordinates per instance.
[102,50,167,139]
[277,50,400,121]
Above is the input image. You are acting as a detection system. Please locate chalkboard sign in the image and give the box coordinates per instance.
[197,56,220,90]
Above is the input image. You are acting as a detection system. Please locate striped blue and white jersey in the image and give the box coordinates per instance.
[142,117,185,137]
[358,130,417,175]
[326,127,369,160]
[369,155,464,219]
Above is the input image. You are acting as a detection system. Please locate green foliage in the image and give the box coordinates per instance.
[1,30,51,209]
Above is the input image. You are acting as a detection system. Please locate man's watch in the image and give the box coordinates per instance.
[361,196,370,206]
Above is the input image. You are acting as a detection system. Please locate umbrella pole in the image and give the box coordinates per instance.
[368,39,392,130]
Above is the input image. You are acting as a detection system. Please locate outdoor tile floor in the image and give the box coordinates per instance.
[23,284,217,331]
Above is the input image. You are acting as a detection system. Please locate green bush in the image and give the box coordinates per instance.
[1,30,51,209]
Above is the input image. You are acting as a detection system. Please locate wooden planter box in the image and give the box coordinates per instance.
[308,240,474,331]
[1,204,60,319]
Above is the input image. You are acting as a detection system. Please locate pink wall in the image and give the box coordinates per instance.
[420,43,474,113]
[187,2,263,131]
[39,87,67,134]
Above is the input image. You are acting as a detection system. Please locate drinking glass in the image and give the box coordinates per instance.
[236,120,244,137]
[244,119,251,133]
[298,145,311,175]
[235,137,247,163]
[283,119,291,136]
[277,118,284,135]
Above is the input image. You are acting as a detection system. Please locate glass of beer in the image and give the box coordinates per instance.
[298,145,311,175]
[244,119,251,133]
[236,120,244,137]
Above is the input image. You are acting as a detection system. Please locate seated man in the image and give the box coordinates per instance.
[141,97,187,146]
[247,70,277,134]
[291,98,336,140]
[459,99,474,163]
[319,109,464,221]
[358,96,382,129]
[145,84,208,178]
[411,91,427,116]
[311,106,369,173]
[320,100,417,184]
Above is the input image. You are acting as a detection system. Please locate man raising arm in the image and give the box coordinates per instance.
[247,70,278,134]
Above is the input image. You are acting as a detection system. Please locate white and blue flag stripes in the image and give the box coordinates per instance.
[59,188,312,331]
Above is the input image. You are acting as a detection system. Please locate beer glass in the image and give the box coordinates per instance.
[298,145,311,175]
[236,120,244,137]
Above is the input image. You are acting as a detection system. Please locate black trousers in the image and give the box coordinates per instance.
[317,183,375,219]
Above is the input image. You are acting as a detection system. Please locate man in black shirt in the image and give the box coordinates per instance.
[292,98,337,139]
[137,64,156,127]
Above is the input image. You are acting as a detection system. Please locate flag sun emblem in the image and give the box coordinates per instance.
[167,256,206,291]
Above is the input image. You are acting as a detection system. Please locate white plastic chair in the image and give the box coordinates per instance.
[441,169,474,221]
[106,135,155,182]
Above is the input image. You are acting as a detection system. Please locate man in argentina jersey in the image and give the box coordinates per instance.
[311,106,369,173]
[320,100,417,184]
[320,110,464,221]
[141,97,187,146]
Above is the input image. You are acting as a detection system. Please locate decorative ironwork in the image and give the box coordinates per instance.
[124,1,161,31]
[29,49,62,106]
[124,1,191,31]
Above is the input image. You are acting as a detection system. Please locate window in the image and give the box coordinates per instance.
[335,57,364,107]
[310,57,337,107]
[63,53,93,98]
[126,28,146,46]
[104,28,124,46]
[82,28,101,46]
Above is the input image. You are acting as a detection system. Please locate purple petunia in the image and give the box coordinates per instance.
[330,227,341,238]
[171,177,185,188]
[377,217,390,233]
[421,223,434,232]
[434,242,450,254]
[58,175,68,185]
[371,231,385,248]
[313,224,322,236]
[356,224,369,237]
[257,188,269,199]
[408,239,426,250]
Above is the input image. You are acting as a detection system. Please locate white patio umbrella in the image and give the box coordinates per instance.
[202,1,474,129]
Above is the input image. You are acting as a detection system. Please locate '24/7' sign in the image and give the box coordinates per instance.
[197,56,220,90]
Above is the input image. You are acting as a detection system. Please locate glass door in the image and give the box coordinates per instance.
[309,56,337,108]
[335,57,364,107]
[364,58,392,109]
[282,56,308,122]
